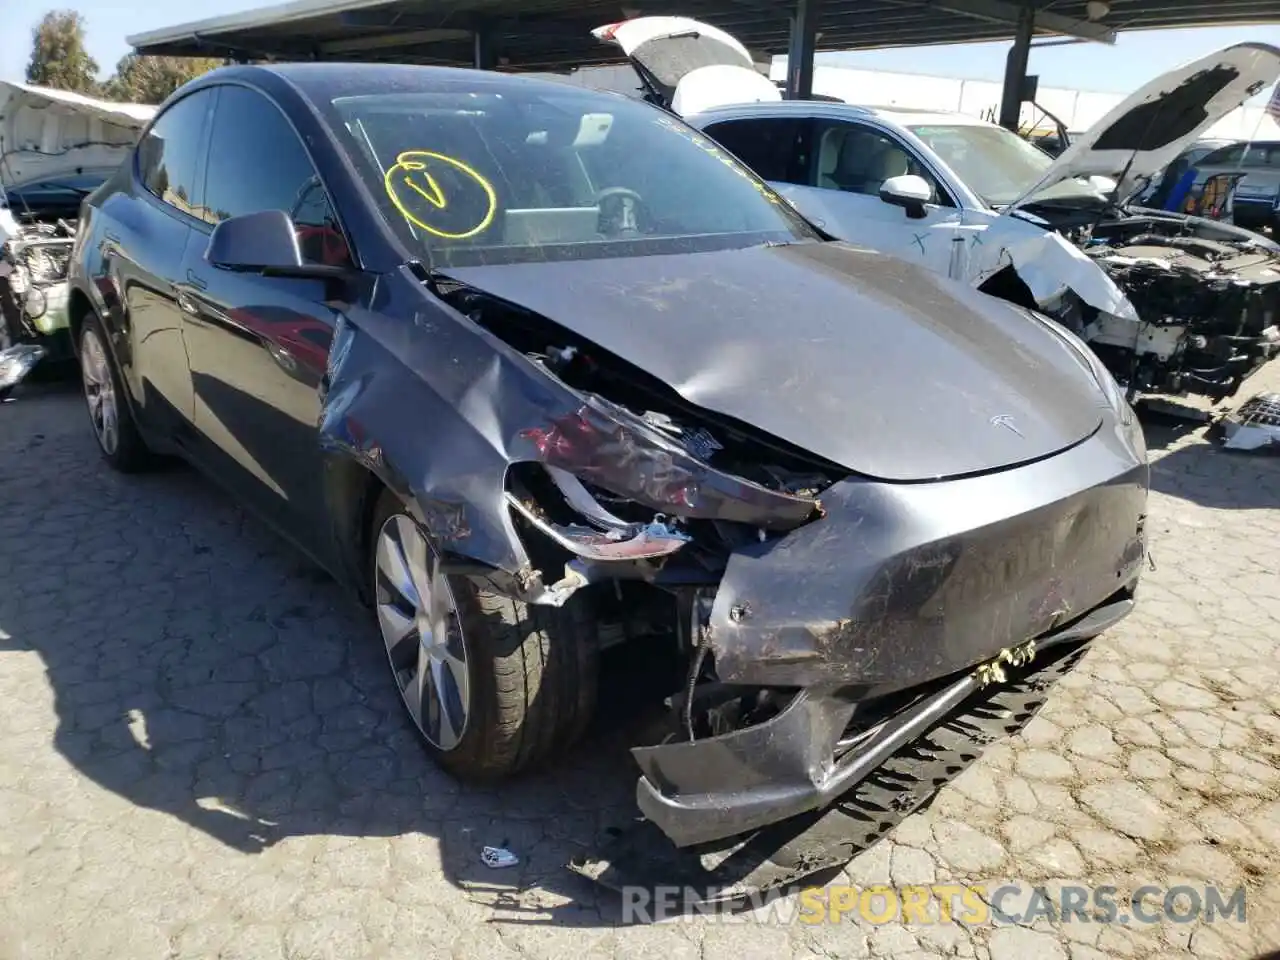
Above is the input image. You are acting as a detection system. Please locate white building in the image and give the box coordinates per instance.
[526,59,1280,141]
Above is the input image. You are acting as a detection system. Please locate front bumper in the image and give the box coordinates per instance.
[635,589,1134,848]
[633,420,1148,848]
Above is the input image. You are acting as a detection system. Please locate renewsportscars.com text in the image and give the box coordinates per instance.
[620,883,1248,926]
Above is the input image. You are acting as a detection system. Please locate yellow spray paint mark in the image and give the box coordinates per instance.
[383,150,497,240]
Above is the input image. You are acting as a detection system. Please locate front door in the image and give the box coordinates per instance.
[176,84,355,566]
[777,119,962,278]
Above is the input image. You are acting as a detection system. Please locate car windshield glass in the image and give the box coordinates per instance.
[907,122,1102,206]
[325,85,820,267]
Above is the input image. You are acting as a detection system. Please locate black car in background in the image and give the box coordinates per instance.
[67,63,1148,852]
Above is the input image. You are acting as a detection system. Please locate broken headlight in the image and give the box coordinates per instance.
[506,464,693,562]
[518,401,820,530]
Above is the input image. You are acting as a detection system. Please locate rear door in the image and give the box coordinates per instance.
[106,88,215,435]
[177,83,354,563]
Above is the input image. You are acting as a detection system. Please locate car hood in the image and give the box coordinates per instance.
[0,81,154,191]
[1007,43,1280,212]
[442,242,1108,482]
[591,16,781,116]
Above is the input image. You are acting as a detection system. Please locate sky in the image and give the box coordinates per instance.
[1,0,1278,94]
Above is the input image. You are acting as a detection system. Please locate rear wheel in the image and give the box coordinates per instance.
[370,490,598,780]
[78,312,155,472]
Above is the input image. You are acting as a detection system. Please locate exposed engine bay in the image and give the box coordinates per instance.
[0,215,76,351]
[1013,204,1280,403]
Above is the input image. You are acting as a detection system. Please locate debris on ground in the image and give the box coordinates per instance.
[1218,392,1280,452]
[0,343,45,399]
[481,845,520,869]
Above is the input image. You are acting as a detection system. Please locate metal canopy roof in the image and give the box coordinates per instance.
[128,0,1280,72]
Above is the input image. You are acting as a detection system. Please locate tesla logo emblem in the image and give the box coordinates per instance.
[990,414,1024,437]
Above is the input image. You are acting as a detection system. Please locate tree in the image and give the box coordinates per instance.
[25,10,98,94]
[101,54,224,105]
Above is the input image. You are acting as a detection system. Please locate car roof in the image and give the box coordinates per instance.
[691,98,996,129]
[186,61,637,107]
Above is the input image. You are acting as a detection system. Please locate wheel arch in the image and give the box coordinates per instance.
[66,286,94,357]
[323,452,393,606]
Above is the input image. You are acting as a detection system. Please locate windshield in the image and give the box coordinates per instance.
[907,122,1101,207]
[326,85,818,267]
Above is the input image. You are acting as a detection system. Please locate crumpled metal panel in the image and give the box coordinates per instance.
[973,213,1140,322]
[442,241,1112,483]
[315,266,817,591]
[703,421,1148,689]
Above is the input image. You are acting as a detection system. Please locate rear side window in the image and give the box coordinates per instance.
[1201,144,1248,165]
[137,90,214,216]
[201,84,352,267]
[702,117,808,184]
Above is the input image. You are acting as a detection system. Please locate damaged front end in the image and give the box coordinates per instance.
[993,42,1280,402]
[1074,218,1280,401]
[415,270,1147,852]
[991,202,1280,403]
[0,218,77,355]
[0,80,155,361]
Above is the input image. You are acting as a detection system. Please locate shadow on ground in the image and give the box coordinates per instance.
[0,382,675,928]
[0,380,866,930]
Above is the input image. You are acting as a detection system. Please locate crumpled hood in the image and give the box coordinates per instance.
[592,16,781,115]
[1009,42,1280,211]
[443,242,1108,482]
[0,81,154,190]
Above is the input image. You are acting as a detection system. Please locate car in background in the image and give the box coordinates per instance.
[1133,137,1238,209]
[68,61,1147,856]
[0,82,154,375]
[594,19,1280,403]
[1185,139,1280,230]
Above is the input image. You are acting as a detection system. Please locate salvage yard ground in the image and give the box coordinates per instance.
[1,367,1279,960]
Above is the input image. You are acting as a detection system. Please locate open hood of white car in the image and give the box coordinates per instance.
[592,16,781,115]
[0,81,154,191]
[1007,42,1280,211]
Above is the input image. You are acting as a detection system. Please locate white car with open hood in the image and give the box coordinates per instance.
[594,18,1280,403]
[0,82,154,392]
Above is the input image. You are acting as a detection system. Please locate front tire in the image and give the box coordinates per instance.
[78,312,155,472]
[370,490,598,780]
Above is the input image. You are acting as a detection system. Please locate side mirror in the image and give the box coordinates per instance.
[206,209,349,279]
[878,174,932,219]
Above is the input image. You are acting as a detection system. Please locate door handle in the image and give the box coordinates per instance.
[185,268,208,291]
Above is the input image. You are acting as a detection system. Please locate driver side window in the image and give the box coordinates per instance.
[809,120,948,205]
[201,84,353,268]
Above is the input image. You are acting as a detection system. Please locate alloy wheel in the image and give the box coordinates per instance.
[374,514,470,750]
[80,327,118,456]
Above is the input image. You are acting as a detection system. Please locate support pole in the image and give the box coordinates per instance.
[473,26,495,70]
[998,5,1034,131]
[784,0,820,100]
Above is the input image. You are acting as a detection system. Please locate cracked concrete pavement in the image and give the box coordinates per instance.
[1,365,1278,960]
